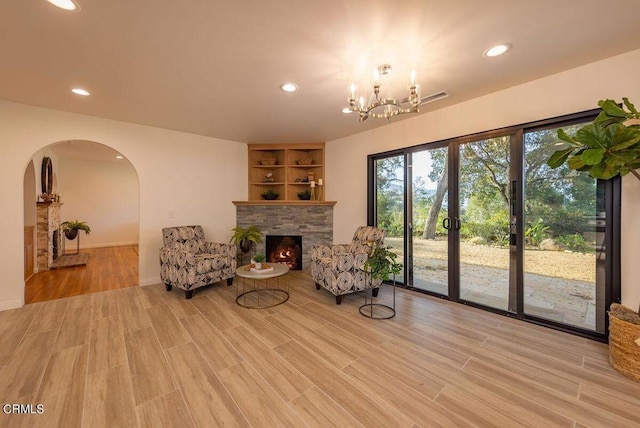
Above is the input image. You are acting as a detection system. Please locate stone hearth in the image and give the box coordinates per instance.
[234,202,335,269]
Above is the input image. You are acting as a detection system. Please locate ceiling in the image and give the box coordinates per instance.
[3,1,640,144]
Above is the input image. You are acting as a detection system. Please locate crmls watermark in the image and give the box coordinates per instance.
[2,403,44,414]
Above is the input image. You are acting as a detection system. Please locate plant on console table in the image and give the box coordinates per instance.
[546,97,640,382]
[60,220,91,240]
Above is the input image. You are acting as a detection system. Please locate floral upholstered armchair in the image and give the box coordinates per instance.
[311,226,386,304]
[159,225,236,299]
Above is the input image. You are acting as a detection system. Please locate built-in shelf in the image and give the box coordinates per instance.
[248,143,325,201]
[233,200,336,206]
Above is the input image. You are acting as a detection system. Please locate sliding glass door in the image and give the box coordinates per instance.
[368,112,619,339]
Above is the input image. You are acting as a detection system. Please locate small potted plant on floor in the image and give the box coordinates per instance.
[60,220,91,240]
[252,253,266,270]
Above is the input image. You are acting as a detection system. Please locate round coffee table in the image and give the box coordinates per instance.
[235,263,289,309]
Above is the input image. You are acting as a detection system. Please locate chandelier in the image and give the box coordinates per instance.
[347,64,421,122]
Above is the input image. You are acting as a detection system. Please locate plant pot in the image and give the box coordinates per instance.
[240,239,253,253]
[297,193,311,200]
[253,262,262,270]
[609,304,640,382]
[262,193,278,200]
[64,229,78,240]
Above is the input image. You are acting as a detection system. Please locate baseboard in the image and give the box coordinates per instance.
[64,241,139,251]
[139,276,161,287]
[0,298,24,312]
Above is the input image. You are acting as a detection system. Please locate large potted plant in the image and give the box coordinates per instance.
[230,225,263,254]
[547,97,640,381]
[60,220,91,240]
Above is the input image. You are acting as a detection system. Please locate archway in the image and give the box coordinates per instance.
[23,140,140,303]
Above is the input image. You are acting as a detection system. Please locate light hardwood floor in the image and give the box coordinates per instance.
[2,270,640,427]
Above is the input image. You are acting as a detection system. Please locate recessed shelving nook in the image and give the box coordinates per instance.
[247,143,327,202]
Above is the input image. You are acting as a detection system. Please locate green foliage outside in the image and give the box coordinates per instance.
[375,123,600,254]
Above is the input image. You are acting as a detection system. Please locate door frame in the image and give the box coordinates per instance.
[367,109,620,342]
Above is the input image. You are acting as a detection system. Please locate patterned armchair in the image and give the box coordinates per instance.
[311,226,386,304]
[159,225,236,299]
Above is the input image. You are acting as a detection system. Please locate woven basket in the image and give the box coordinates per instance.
[609,304,640,382]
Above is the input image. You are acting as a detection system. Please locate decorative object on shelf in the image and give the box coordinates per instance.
[261,189,279,200]
[263,170,275,182]
[260,156,277,165]
[309,180,316,200]
[346,64,448,122]
[251,253,266,270]
[546,97,640,383]
[230,225,263,265]
[296,157,313,165]
[39,193,56,203]
[317,178,324,201]
[297,189,311,200]
[308,171,315,182]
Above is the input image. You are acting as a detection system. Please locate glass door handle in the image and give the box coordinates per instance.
[442,217,451,230]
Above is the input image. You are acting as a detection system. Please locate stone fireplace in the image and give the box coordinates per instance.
[233,201,335,269]
[36,202,62,271]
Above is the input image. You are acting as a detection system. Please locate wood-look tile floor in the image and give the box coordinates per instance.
[2,271,640,427]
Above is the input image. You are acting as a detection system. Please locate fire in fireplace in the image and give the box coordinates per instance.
[266,235,302,270]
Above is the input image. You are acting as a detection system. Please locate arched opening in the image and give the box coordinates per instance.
[23,140,140,303]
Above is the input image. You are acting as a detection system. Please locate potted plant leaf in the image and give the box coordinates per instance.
[60,220,91,240]
[547,97,640,381]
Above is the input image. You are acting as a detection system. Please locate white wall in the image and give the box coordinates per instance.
[326,48,640,310]
[0,102,247,310]
[58,156,139,250]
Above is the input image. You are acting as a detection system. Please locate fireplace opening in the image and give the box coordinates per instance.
[52,229,59,260]
[266,235,302,270]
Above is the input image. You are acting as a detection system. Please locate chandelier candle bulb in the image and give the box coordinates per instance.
[411,70,416,86]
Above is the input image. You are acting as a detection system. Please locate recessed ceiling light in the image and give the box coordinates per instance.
[280,83,298,93]
[71,88,90,96]
[341,107,352,114]
[115,155,124,159]
[46,0,79,11]
[484,44,511,57]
